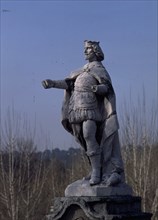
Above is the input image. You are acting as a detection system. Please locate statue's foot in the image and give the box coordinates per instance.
[89,169,100,185]
[102,173,121,186]
[83,172,100,185]
[101,174,110,185]
[89,176,100,186]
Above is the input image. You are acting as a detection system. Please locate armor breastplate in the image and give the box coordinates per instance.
[74,71,97,92]
[70,72,98,110]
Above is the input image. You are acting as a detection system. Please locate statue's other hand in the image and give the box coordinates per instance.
[42,79,54,89]
[91,84,108,95]
[91,85,98,92]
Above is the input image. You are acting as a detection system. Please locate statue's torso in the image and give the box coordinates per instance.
[73,71,98,109]
[68,71,102,123]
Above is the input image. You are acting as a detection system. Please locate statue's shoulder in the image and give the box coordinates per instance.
[69,67,84,79]
[89,61,112,83]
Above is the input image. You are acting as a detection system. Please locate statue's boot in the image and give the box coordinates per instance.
[89,154,101,186]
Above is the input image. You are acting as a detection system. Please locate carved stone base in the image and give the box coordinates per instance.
[46,196,152,220]
[65,179,133,197]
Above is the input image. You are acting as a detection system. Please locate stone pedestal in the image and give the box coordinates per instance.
[65,179,133,197]
[46,179,152,220]
[47,196,152,220]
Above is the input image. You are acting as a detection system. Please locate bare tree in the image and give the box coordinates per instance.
[0,109,48,220]
[120,93,158,219]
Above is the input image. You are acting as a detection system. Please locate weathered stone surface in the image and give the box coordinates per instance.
[42,40,125,187]
[65,179,133,197]
[46,196,152,220]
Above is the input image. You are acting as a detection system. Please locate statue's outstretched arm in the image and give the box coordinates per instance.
[42,79,68,90]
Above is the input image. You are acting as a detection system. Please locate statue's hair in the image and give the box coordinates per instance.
[84,40,104,61]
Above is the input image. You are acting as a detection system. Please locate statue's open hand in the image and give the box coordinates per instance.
[42,79,54,89]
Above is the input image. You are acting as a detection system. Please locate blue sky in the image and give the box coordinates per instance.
[1,0,157,150]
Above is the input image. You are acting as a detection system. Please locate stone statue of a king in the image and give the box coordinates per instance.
[42,40,124,187]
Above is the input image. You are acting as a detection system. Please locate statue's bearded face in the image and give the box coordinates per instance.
[84,45,97,62]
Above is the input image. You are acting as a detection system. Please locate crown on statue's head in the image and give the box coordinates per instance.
[84,40,100,47]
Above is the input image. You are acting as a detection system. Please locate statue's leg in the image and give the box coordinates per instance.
[82,120,101,185]
[71,123,87,151]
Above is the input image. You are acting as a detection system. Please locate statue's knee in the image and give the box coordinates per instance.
[83,120,97,142]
